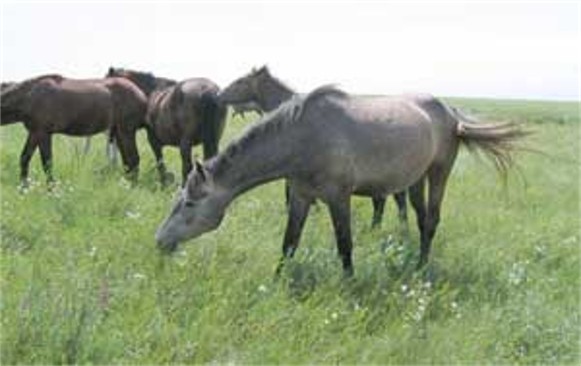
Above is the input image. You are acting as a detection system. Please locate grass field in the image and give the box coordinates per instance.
[1,97,579,364]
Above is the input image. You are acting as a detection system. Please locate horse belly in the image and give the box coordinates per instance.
[61,117,109,136]
[351,124,435,195]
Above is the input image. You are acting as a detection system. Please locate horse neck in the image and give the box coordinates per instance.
[207,119,301,200]
[258,77,295,111]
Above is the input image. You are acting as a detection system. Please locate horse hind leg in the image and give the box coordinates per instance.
[115,129,140,182]
[37,132,54,184]
[145,128,171,186]
[408,177,427,267]
[19,132,39,187]
[417,162,455,269]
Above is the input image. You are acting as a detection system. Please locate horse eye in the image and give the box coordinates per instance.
[184,200,195,208]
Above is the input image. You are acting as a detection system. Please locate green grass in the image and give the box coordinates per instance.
[1,99,579,364]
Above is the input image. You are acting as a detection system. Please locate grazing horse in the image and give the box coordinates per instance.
[220,66,407,228]
[106,67,228,185]
[156,86,528,276]
[1,74,147,185]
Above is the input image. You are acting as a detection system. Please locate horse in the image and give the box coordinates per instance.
[220,66,407,228]
[1,74,148,185]
[156,86,528,276]
[106,67,228,185]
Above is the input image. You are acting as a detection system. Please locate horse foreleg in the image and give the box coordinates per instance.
[37,132,54,184]
[371,196,386,228]
[276,188,312,275]
[179,140,193,186]
[19,132,39,186]
[327,196,354,277]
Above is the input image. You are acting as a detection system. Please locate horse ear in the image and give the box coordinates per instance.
[107,67,114,76]
[258,65,269,74]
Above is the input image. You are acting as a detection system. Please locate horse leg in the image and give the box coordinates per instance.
[276,187,312,275]
[115,130,140,182]
[145,129,169,184]
[179,140,193,186]
[37,131,54,184]
[371,196,386,228]
[418,165,454,268]
[202,136,218,161]
[327,196,354,277]
[408,177,427,266]
[19,132,39,186]
[393,191,409,236]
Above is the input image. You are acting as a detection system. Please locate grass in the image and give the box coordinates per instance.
[1,98,579,364]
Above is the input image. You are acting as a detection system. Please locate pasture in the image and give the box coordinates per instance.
[0,98,579,364]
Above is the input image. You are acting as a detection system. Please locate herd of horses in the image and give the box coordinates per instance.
[1,66,528,276]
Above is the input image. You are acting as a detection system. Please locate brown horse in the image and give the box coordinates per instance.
[1,74,147,185]
[156,86,528,276]
[106,68,228,185]
[220,66,407,228]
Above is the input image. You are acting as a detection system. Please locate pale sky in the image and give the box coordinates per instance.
[1,1,579,100]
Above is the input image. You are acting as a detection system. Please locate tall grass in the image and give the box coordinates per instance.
[1,99,579,364]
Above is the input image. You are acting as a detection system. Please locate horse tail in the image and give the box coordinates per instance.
[454,109,530,179]
[200,89,227,159]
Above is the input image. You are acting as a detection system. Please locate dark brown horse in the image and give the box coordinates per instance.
[1,74,147,185]
[106,68,227,185]
[156,86,528,276]
[220,66,407,228]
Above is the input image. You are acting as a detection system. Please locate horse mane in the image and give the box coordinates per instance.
[109,68,176,95]
[210,85,348,176]
[1,74,62,105]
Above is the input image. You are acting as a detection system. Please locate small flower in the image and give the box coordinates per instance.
[125,210,141,219]
[88,246,97,257]
[258,284,268,293]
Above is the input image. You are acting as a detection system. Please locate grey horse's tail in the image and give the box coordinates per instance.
[454,108,530,179]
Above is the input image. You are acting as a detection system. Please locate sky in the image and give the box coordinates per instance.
[1,1,579,101]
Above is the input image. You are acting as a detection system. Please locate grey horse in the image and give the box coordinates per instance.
[156,86,527,276]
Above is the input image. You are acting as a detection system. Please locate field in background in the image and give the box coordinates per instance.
[1,98,579,364]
